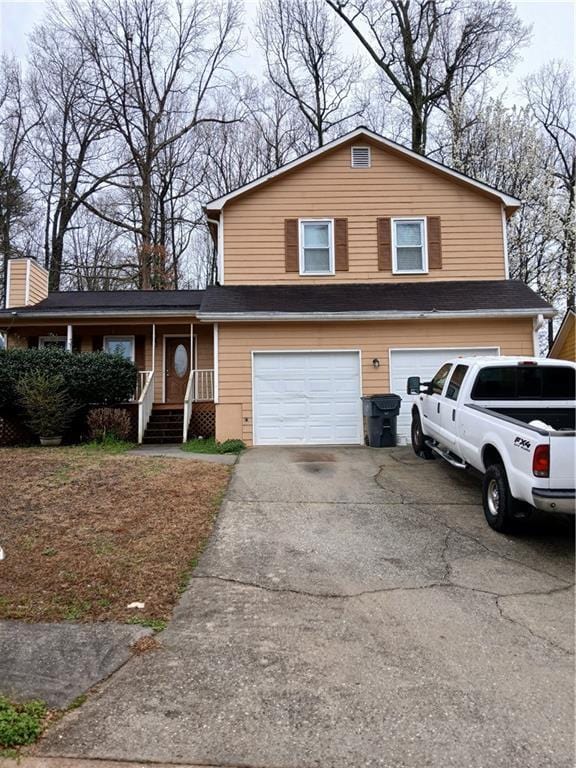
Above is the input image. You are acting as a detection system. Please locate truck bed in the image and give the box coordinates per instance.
[489,407,575,432]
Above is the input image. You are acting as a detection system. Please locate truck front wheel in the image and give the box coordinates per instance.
[411,411,433,460]
[482,464,532,532]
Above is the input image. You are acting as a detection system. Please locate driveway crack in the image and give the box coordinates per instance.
[193,574,450,599]
[495,587,574,656]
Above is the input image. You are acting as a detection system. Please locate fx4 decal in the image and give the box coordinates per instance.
[514,436,531,451]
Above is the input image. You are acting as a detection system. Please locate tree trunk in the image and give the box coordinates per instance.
[49,233,65,291]
[411,109,426,155]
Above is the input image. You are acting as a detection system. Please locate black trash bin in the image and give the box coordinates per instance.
[361,393,402,447]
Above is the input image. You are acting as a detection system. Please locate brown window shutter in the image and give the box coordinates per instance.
[334,218,349,271]
[377,217,392,271]
[284,219,299,272]
[427,216,442,269]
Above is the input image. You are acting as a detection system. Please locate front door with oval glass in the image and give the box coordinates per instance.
[165,337,191,402]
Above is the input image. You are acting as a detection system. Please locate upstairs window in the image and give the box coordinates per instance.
[392,217,427,273]
[299,220,334,275]
[351,146,371,168]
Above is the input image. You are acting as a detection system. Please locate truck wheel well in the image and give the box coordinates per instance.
[482,444,503,471]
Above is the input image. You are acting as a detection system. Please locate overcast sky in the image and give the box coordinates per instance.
[0,0,574,106]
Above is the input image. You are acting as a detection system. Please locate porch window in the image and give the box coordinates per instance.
[392,218,427,273]
[104,336,135,362]
[39,335,67,350]
[299,220,334,275]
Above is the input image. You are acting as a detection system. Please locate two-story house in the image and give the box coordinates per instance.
[0,127,553,446]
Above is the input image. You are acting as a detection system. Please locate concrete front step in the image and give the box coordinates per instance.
[142,436,183,444]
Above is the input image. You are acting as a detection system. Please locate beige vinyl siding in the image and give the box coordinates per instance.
[550,319,575,362]
[7,259,48,307]
[6,260,27,308]
[28,262,49,304]
[222,140,507,284]
[215,317,534,445]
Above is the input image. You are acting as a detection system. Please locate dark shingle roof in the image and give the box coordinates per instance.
[0,280,551,319]
[199,280,551,315]
[5,289,204,314]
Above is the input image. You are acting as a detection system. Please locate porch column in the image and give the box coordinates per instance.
[190,322,194,398]
[66,324,73,352]
[151,323,156,372]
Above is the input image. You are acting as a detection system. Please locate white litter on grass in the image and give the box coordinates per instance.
[0,546,4,560]
[127,601,145,609]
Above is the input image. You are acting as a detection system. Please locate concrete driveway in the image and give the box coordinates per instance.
[37,447,574,768]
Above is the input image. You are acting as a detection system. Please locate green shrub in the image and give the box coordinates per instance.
[0,348,137,410]
[182,437,245,454]
[87,407,132,442]
[0,697,46,748]
[217,439,246,454]
[17,373,78,439]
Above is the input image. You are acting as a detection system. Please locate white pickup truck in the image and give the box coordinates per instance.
[407,356,575,532]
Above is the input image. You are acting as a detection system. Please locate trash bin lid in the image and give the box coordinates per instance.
[362,393,402,411]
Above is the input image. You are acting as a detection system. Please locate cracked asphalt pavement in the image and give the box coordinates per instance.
[37,447,574,768]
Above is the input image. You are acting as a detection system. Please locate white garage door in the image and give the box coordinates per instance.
[253,351,363,445]
[390,347,499,444]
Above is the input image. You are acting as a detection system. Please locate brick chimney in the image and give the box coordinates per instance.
[6,258,49,308]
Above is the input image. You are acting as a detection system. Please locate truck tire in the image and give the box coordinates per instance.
[411,411,433,460]
[482,464,532,532]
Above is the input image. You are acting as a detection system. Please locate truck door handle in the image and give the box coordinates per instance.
[452,409,456,421]
[437,402,441,414]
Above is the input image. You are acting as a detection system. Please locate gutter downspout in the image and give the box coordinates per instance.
[533,313,545,356]
[207,218,221,285]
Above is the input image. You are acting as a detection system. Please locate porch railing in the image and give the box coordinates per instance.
[137,370,154,444]
[182,368,214,443]
[183,368,195,443]
[135,370,150,401]
[193,369,214,402]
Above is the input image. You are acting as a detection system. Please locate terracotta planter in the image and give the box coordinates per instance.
[39,436,63,447]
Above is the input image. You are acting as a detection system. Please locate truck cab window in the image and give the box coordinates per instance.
[431,363,452,395]
[445,364,469,401]
[472,365,575,400]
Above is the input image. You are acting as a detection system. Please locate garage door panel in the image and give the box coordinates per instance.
[253,352,362,445]
[390,347,498,444]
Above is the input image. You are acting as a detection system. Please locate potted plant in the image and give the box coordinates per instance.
[16,372,77,446]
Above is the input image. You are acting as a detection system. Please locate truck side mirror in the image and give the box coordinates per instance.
[406,376,421,395]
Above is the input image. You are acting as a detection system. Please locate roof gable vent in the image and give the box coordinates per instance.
[351,146,371,168]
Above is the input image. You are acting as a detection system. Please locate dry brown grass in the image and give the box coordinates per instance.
[0,447,230,624]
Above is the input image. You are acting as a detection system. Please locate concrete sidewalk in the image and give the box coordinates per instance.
[129,444,237,464]
[34,447,574,768]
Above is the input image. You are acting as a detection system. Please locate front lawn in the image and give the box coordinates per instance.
[0,446,230,624]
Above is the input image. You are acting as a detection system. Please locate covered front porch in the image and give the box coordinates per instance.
[6,319,216,443]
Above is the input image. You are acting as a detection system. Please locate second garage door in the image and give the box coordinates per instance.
[253,351,363,445]
[389,347,499,443]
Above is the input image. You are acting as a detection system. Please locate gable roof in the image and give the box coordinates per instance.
[548,309,575,358]
[198,280,552,321]
[205,127,522,214]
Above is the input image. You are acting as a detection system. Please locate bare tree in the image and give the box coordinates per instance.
[27,18,130,291]
[326,0,529,154]
[63,202,135,289]
[0,58,39,305]
[55,0,242,289]
[257,0,364,149]
[525,61,576,311]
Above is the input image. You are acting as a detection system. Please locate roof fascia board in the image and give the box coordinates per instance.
[205,127,521,211]
[197,307,554,322]
[0,308,201,320]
